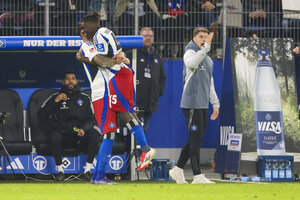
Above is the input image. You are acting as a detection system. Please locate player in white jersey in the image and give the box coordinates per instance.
[77,12,156,184]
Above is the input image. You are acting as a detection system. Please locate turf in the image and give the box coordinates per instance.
[0,180,299,200]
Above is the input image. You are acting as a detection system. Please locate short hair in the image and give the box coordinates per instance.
[193,27,209,38]
[63,70,76,80]
[140,27,153,35]
[80,11,101,24]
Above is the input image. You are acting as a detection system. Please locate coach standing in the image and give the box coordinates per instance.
[135,27,166,132]
[169,27,219,184]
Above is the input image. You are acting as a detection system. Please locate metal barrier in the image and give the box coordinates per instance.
[0,0,299,58]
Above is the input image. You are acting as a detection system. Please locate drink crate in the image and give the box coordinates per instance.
[258,155,294,182]
[150,159,170,181]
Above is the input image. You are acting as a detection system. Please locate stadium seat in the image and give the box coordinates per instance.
[0,89,32,155]
[28,88,82,156]
[29,88,127,156]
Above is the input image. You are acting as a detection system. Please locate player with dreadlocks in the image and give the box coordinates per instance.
[76,12,156,184]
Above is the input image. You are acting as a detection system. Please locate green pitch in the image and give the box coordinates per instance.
[0,180,299,200]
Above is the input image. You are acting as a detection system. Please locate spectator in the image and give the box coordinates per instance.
[134,27,166,132]
[242,0,281,37]
[38,70,100,181]
[293,46,300,55]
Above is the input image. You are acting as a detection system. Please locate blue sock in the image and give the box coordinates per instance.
[96,138,114,180]
[130,124,148,149]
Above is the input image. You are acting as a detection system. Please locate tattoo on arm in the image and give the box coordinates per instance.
[92,54,116,67]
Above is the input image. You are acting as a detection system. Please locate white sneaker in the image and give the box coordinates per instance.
[169,166,188,184]
[192,174,215,184]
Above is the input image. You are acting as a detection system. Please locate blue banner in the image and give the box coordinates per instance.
[0,153,127,174]
[0,36,143,50]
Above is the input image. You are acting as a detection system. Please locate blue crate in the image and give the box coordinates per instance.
[150,159,170,181]
[258,155,294,182]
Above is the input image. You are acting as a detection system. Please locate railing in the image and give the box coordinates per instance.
[0,0,299,58]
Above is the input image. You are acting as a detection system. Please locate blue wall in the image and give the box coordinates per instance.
[12,59,223,149]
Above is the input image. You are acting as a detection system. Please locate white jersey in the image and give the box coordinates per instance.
[93,27,129,80]
[80,41,110,102]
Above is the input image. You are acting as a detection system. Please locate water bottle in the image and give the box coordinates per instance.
[253,49,286,155]
[272,160,279,179]
[278,160,285,178]
[285,160,292,178]
[264,159,272,178]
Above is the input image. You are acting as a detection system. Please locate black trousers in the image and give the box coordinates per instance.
[50,128,99,166]
[177,108,208,175]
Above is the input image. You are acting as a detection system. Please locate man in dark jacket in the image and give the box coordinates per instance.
[38,70,100,181]
[135,27,166,132]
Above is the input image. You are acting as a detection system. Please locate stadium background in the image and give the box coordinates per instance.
[0,0,299,169]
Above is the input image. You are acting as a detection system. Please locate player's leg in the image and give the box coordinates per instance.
[188,109,214,184]
[118,112,156,171]
[92,132,118,185]
[92,98,119,184]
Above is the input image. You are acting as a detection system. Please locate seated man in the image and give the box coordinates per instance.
[38,70,100,181]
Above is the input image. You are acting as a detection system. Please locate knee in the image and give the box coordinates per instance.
[87,129,100,144]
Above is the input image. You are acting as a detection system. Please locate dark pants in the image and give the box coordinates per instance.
[50,128,99,166]
[177,108,208,175]
[143,111,153,133]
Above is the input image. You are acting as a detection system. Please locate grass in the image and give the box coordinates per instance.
[0,180,300,200]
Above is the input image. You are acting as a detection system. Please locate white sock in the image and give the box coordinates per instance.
[84,162,93,173]
[57,164,64,173]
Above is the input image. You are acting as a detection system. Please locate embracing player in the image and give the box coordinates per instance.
[76,12,156,184]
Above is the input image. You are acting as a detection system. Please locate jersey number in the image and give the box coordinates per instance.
[109,95,117,107]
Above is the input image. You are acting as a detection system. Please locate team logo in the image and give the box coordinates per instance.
[109,122,116,128]
[96,43,105,52]
[33,156,47,170]
[109,156,124,170]
[62,158,71,168]
[19,70,26,79]
[77,99,83,106]
[191,125,197,131]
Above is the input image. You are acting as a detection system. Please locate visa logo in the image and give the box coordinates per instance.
[258,121,281,134]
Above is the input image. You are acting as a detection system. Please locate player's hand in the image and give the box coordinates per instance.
[55,93,67,103]
[206,32,214,46]
[210,107,219,120]
[113,52,130,64]
[293,46,300,54]
[76,50,84,62]
[77,128,85,137]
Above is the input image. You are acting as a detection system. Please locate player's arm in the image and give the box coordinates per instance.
[76,49,94,65]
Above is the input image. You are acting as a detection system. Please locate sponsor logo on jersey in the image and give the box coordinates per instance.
[89,47,95,52]
[96,43,105,52]
[109,156,124,170]
[191,125,197,131]
[140,58,145,62]
[154,58,158,63]
[77,99,83,106]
